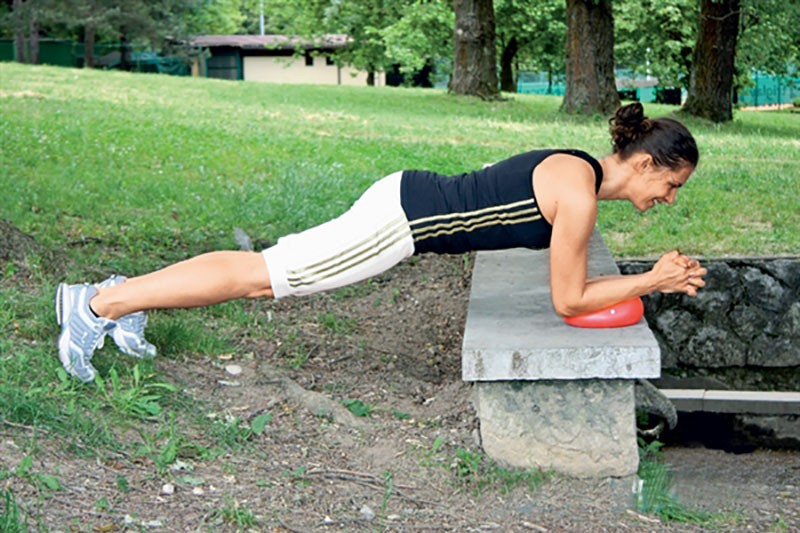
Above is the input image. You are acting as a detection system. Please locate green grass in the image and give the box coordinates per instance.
[0,63,798,523]
[636,439,742,529]
[2,63,797,265]
[0,489,30,532]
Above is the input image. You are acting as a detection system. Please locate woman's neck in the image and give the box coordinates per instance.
[597,154,638,202]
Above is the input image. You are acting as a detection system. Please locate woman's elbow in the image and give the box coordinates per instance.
[552,297,580,318]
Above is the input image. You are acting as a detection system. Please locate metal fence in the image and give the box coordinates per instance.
[738,72,800,107]
[0,39,190,75]
[517,70,800,107]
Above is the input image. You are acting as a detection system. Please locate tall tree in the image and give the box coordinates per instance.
[495,0,565,93]
[682,0,740,122]
[323,0,402,86]
[12,0,26,62]
[381,0,453,84]
[4,0,205,67]
[735,0,800,98]
[562,0,619,115]
[615,0,696,89]
[259,0,408,86]
[450,0,499,99]
[82,0,97,67]
[8,0,58,65]
[185,0,244,35]
[66,0,118,68]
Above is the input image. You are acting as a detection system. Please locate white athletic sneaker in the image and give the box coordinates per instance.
[96,275,157,358]
[55,283,116,382]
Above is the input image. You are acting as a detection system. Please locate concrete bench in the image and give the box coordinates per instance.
[462,231,660,478]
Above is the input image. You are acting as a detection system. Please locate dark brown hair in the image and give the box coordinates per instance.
[609,103,698,170]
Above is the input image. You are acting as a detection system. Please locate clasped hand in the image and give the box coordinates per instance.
[652,250,707,296]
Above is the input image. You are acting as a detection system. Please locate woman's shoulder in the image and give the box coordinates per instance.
[539,150,603,194]
[537,152,597,181]
[532,151,599,224]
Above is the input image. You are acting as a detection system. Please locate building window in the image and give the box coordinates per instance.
[305,53,313,67]
[326,56,335,66]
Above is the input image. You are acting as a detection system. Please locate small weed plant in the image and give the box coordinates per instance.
[452,447,547,495]
[13,456,62,493]
[0,490,29,533]
[213,497,257,529]
[419,438,546,495]
[380,470,394,520]
[95,365,177,420]
[637,438,726,526]
[341,398,374,417]
[319,312,357,335]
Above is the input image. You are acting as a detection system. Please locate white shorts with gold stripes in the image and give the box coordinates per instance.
[262,171,414,299]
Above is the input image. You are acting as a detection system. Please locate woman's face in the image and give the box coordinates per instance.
[634,161,694,212]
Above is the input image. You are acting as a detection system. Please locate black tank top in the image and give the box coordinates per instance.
[400,149,603,255]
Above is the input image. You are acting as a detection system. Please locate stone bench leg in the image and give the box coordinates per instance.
[474,379,639,478]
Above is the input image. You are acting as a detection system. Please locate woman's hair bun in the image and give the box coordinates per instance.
[606,103,699,170]
[609,102,652,153]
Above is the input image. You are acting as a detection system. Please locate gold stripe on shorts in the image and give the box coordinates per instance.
[287,216,410,288]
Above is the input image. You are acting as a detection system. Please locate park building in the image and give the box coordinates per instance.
[189,34,385,87]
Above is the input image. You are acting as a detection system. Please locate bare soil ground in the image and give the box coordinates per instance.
[2,254,798,532]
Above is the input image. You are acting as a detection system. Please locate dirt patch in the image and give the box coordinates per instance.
[2,253,799,531]
[664,447,799,524]
[0,220,67,280]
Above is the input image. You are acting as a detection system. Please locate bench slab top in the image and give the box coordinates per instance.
[462,231,660,381]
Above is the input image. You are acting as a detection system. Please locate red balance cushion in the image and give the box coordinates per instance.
[563,297,644,328]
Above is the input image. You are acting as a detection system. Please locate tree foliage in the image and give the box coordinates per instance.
[380,0,453,78]
[615,0,696,88]
[2,0,218,64]
[495,0,565,92]
[321,0,405,82]
[4,0,798,116]
[256,0,453,84]
[185,0,245,35]
[737,0,800,77]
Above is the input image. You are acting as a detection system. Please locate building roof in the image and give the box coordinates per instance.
[190,34,350,51]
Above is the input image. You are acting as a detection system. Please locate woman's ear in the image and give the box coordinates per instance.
[632,153,654,173]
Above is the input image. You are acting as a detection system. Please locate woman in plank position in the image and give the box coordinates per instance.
[57,103,706,382]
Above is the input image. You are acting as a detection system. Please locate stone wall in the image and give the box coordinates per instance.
[618,257,800,381]
[619,257,799,449]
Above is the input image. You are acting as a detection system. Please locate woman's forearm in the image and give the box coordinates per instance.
[556,252,706,317]
[557,272,657,317]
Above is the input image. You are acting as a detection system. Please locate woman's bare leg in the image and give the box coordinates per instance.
[89,251,274,320]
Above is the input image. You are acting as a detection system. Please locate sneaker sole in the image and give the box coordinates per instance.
[55,282,68,326]
[55,283,75,374]
[55,283,95,382]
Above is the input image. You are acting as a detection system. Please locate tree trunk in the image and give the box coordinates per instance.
[682,0,740,123]
[120,33,132,71]
[29,12,39,65]
[561,0,620,115]
[499,36,518,93]
[84,24,96,68]
[13,0,27,63]
[450,0,500,99]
